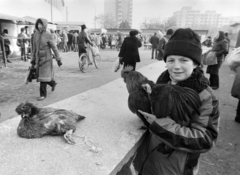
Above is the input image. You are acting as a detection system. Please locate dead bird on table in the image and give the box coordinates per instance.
[15,102,85,144]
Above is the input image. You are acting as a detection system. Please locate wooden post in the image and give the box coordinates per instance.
[0,36,7,67]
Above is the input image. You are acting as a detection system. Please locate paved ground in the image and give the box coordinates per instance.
[0,47,240,174]
[0,47,157,123]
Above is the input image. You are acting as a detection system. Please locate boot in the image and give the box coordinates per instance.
[210,74,219,90]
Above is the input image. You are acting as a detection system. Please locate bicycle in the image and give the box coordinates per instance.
[78,44,102,73]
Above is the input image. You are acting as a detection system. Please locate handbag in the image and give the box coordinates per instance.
[202,50,218,65]
[26,66,37,84]
[16,40,21,47]
[226,47,240,71]
[231,66,240,99]
[112,57,123,72]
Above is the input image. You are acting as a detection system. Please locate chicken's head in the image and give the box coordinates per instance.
[142,83,152,94]
[15,102,37,119]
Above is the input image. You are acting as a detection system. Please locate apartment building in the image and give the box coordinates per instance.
[104,0,133,28]
[171,7,239,29]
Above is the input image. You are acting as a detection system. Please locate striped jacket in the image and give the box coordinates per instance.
[133,74,220,175]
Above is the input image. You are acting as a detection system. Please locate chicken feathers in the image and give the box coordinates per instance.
[142,83,201,125]
[121,66,154,128]
[15,102,85,144]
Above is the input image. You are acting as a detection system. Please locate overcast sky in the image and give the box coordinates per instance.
[65,0,240,29]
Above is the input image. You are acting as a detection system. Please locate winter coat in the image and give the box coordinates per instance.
[62,32,68,43]
[32,18,61,82]
[77,31,92,47]
[67,33,73,45]
[133,69,219,175]
[149,35,160,48]
[17,32,28,48]
[207,31,228,75]
[118,36,142,64]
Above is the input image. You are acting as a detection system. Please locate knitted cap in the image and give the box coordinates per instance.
[166,29,173,36]
[164,28,202,65]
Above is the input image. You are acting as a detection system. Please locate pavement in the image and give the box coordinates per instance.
[0,61,166,175]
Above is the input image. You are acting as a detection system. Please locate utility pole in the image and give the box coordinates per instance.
[66,6,68,22]
[95,8,96,29]
[51,0,53,22]
[93,6,96,29]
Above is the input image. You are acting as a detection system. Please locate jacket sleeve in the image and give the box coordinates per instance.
[85,33,92,45]
[216,41,228,57]
[149,89,220,153]
[118,39,127,58]
[138,38,142,48]
[31,34,36,63]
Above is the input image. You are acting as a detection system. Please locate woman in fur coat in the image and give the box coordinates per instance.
[31,18,62,101]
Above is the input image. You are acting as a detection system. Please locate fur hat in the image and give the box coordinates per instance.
[130,30,138,36]
[164,28,202,65]
[81,25,86,30]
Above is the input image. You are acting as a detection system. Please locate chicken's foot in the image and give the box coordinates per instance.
[64,129,76,145]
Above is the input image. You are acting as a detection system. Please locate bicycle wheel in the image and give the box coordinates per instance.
[93,55,102,69]
[78,54,89,73]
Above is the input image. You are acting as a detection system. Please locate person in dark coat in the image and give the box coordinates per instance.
[149,32,160,59]
[224,32,230,57]
[0,29,12,63]
[119,30,142,70]
[206,31,228,89]
[67,31,73,51]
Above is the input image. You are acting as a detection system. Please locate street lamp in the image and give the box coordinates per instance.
[93,6,96,29]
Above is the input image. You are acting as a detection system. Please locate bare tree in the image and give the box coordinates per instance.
[165,17,177,30]
[140,18,165,30]
[95,13,117,29]
[119,20,131,29]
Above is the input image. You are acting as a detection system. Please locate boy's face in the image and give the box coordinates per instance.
[166,55,197,82]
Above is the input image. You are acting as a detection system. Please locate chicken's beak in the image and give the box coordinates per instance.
[21,113,29,119]
[142,84,152,94]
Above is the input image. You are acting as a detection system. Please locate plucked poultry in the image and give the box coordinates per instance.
[15,102,85,144]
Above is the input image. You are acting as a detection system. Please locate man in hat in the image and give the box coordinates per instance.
[150,32,160,59]
[77,24,93,65]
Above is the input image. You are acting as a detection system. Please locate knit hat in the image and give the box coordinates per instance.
[166,29,173,36]
[164,28,202,65]
[130,30,138,36]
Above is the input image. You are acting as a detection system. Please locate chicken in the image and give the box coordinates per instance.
[121,66,155,128]
[142,83,201,126]
[15,102,85,144]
